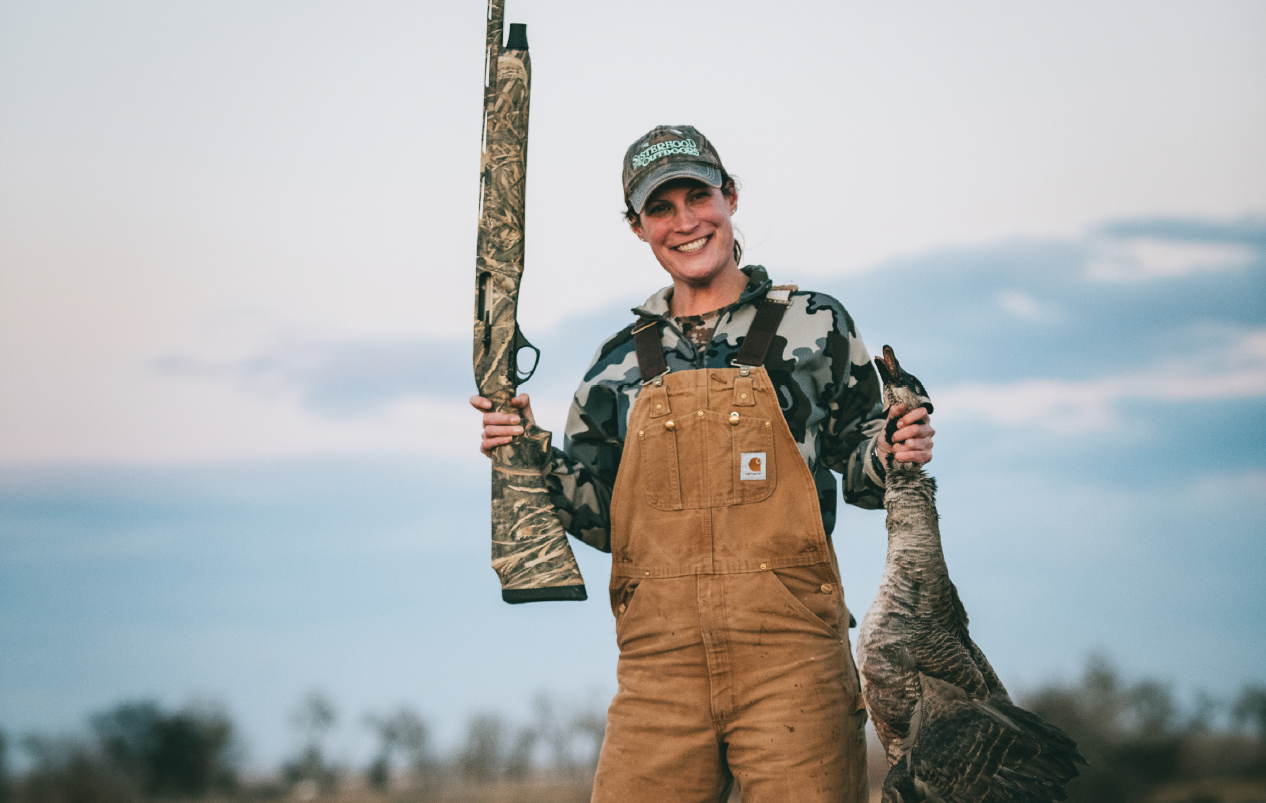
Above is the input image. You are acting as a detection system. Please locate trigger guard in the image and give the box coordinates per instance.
[512,330,540,385]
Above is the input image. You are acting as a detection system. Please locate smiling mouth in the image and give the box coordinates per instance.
[673,236,709,253]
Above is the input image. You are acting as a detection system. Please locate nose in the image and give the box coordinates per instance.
[672,204,700,231]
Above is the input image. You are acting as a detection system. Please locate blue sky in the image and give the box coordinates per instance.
[3,217,1263,768]
[2,0,1264,771]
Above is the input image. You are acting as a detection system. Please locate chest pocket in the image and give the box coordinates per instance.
[638,374,778,511]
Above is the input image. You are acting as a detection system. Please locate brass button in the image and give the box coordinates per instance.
[638,429,644,437]
[697,410,705,417]
[664,420,676,431]
[820,583,833,594]
[619,603,627,613]
[765,421,771,428]
[760,563,767,570]
[741,392,748,399]
[655,402,663,410]
[729,412,740,426]
[645,570,651,576]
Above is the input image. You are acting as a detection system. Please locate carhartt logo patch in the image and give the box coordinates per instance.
[631,138,700,168]
[741,452,766,481]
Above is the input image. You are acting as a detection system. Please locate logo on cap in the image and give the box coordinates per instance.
[631,139,700,169]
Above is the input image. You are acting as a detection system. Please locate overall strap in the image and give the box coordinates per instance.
[633,286,797,381]
[734,286,795,367]
[633,317,668,382]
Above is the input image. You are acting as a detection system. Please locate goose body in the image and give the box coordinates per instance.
[856,346,1084,803]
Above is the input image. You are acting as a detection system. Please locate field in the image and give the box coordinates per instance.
[7,661,1265,803]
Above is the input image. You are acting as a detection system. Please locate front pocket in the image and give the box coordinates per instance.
[639,422,683,510]
[610,576,641,620]
[637,376,778,510]
[641,407,709,511]
[612,578,648,646]
[768,564,845,638]
[706,412,776,506]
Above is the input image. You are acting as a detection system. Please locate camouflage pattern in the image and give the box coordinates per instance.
[474,0,585,603]
[675,309,721,352]
[546,266,889,553]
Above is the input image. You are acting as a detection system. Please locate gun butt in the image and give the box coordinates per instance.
[489,425,587,604]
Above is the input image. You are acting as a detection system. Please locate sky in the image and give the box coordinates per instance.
[1,0,1265,771]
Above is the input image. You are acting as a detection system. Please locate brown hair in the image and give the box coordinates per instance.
[624,172,744,264]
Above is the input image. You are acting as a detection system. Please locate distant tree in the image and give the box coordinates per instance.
[18,735,137,803]
[502,728,537,781]
[1234,686,1266,741]
[89,700,237,797]
[532,694,563,774]
[526,692,605,778]
[364,708,432,790]
[0,730,11,803]
[457,714,505,782]
[569,707,606,774]
[1025,656,1266,802]
[1185,690,1223,734]
[282,692,340,794]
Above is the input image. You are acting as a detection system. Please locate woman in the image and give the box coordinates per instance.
[471,125,933,802]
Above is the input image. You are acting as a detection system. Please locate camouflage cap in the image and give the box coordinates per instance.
[622,125,725,214]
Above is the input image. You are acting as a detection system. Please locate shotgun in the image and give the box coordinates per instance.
[473,0,587,603]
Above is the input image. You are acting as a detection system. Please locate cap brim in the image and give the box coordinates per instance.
[631,164,722,213]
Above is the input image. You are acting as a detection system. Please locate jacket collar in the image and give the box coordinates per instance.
[631,265,773,320]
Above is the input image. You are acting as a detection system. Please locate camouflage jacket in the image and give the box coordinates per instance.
[546,265,888,553]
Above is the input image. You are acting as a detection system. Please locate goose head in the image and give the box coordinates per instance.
[874,345,934,417]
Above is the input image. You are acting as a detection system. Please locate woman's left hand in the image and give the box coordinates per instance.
[877,403,935,465]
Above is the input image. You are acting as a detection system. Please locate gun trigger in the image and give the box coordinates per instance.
[512,327,540,385]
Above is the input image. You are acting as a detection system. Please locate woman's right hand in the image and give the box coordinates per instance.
[470,393,534,457]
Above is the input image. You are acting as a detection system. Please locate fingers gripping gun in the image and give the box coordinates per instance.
[473,0,586,603]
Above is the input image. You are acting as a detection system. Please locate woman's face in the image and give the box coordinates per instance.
[630,179,739,289]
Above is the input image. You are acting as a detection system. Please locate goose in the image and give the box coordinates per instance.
[856,345,1085,803]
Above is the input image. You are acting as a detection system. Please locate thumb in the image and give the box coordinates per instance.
[513,393,537,426]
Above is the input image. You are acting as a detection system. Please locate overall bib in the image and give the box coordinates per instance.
[591,296,869,803]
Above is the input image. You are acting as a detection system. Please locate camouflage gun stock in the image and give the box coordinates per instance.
[474,0,586,604]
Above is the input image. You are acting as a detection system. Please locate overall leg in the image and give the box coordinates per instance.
[720,571,869,803]
[592,576,732,803]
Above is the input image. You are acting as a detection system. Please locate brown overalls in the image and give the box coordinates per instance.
[591,295,869,802]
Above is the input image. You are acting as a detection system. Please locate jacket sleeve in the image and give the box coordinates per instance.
[818,308,889,510]
[543,379,623,554]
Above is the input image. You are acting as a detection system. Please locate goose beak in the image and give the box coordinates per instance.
[881,345,901,378]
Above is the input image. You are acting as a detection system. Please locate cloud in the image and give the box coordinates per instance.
[1095,217,1266,247]
[1190,470,1266,504]
[1085,237,1256,282]
[994,289,1061,321]
[129,214,1264,461]
[156,335,469,417]
[933,327,1266,433]
[1085,216,1265,282]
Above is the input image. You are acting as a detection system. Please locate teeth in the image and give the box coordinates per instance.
[675,237,708,253]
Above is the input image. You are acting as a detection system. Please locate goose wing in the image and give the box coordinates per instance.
[903,581,1007,701]
[861,577,1005,759]
[898,681,1084,803]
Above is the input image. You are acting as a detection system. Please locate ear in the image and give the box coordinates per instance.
[725,185,738,215]
[629,215,645,241]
